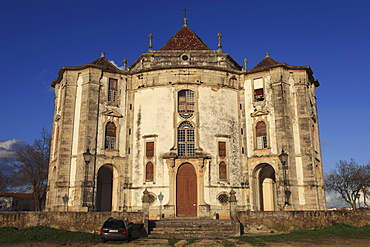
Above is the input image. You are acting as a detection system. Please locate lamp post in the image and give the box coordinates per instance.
[158,192,164,220]
[278,149,291,206]
[62,194,69,211]
[82,148,92,208]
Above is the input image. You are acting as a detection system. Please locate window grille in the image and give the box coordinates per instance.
[108,78,118,102]
[105,122,116,150]
[178,90,195,118]
[217,193,229,205]
[256,121,268,149]
[178,122,195,156]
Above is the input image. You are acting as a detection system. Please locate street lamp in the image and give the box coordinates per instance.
[278,149,291,206]
[278,149,288,165]
[82,149,92,208]
[278,149,288,185]
[158,192,164,220]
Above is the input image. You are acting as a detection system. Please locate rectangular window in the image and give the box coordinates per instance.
[146,142,154,159]
[254,88,264,101]
[219,141,226,159]
[105,136,115,150]
[257,136,268,149]
[254,78,264,102]
[108,78,118,102]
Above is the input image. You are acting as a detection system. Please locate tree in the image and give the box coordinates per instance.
[8,128,51,211]
[324,159,365,209]
[0,170,10,192]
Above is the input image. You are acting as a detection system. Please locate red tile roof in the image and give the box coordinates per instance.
[0,192,34,199]
[160,26,210,50]
[91,56,121,72]
[252,56,279,70]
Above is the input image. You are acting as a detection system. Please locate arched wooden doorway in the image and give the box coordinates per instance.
[255,164,276,211]
[96,164,113,212]
[176,163,197,217]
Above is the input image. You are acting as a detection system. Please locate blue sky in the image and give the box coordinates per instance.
[0,0,369,174]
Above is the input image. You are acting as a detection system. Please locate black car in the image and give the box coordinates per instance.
[100,218,132,243]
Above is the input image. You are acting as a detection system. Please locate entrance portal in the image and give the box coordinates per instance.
[176,163,197,217]
[96,164,113,212]
[255,164,276,211]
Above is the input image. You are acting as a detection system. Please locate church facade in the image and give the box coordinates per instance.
[46,21,326,218]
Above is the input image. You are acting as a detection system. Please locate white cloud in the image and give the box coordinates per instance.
[326,192,351,209]
[110,60,124,70]
[0,139,26,159]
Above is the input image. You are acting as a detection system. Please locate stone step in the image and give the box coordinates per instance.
[148,219,235,239]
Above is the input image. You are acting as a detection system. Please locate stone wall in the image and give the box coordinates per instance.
[0,211,144,234]
[238,210,370,233]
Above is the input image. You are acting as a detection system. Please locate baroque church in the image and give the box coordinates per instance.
[46,17,326,218]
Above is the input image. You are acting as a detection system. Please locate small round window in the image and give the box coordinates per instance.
[182,55,189,61]
[141,193,157,205]
[217,193,229,205]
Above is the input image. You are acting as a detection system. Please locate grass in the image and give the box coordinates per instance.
[236,223,370,246]
[0,226,100,245]
[1,223,370,246]
[168,238,181,246]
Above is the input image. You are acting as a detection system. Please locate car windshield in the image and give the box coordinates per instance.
[103,220,125,228]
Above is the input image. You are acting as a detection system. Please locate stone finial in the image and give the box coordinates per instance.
[148,34,153,51]
[123,58,127,70]
[142,188,150,203]
[243,58,248,70]
[101,52,105,58]
[217,33,222,50]
[265,52,270,58]
[229,189,237,202]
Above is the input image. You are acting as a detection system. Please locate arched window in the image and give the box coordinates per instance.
[178,90,194,118]
[178,122,195,156]
[146,162,154,181]
[256,121,268,149]
[105,122,116,150]
[219,162,227,180]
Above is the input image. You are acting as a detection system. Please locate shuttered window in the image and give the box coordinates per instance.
[219,162,227,180]
[256,121,268,149]
[146,162,154,181]
[108,78,118,102]
[146,142,154,159]
[105,122,116,150]
[178,90,194,119]
[218,142,226,159]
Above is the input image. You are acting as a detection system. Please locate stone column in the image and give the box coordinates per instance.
[229,189,237,218]
[142,189,150,236]
[229,189,241,236]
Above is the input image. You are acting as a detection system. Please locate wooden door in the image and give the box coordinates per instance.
[176,163,197,217]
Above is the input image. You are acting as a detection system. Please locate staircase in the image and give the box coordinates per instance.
[148,218,236,238]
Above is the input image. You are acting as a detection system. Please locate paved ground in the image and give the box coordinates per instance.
[2,237,370,247]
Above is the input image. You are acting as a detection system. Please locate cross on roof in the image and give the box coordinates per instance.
[182,7,189,18]
[182,7,189,26]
